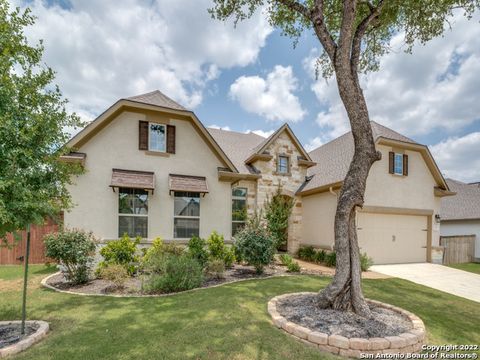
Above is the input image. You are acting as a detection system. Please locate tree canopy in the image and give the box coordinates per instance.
[0,1,83,240]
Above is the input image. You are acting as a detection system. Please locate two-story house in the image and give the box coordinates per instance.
[62,90,453,264]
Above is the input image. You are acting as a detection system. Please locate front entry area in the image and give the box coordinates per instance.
[357,212,428,264]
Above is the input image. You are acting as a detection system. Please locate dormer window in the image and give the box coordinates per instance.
[277,155,289,174]
[389,151,408,176]
[149,123,166,152]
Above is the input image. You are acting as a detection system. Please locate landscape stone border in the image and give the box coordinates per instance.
[268,292,426,358]
[0,321,49,358]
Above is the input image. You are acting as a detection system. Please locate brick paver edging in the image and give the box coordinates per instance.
[268,292,426,358]
[0,321,49,358]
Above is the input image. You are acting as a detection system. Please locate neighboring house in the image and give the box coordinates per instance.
[440,179,480,262]
[62,90,453,265]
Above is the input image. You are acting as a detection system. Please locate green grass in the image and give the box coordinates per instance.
[0,264,56,280]
[448,262,480,275]
[0,265,479,359]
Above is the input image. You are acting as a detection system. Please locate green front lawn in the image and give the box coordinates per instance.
[448,262,480,275]
[0,264,57,280]
[1,265,479,359]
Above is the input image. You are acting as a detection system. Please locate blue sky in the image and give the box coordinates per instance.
[11,0,480,182]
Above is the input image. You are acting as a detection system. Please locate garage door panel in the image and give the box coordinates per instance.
[357,212,427,264]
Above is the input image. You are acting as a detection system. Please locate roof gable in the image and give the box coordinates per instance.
[65,91,237,172]
[301,121,449,195]
[245,123,313,164]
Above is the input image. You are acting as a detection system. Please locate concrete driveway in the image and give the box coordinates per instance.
[370,263,480,303]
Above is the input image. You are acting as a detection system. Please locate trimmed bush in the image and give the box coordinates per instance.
[205,259,225,279]
[98,234,140,275]
[98,264,129,289]
[187,236,208,268]
[142,254,204,294]
[297,246,316,261]
[325,251,336,267]
[44,229,97,284]
[287,261,301,272]
[223,246,236,268]
[279,253,293,266]
[207,231,225,260]
[360,252,374,271]
[235,222,275,274]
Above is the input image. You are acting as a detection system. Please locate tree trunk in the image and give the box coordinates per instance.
[316,56,381,317]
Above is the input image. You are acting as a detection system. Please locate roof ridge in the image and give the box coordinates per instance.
[207,127,266,138]
[125,89,187,111]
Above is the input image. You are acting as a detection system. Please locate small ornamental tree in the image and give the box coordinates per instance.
[264,185,294,249]
[0,1,83,332]
[210,0,479,316]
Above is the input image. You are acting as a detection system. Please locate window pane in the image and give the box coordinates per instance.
[149,123,166,152]
[134,192,148,214]
[278,156,288,173]
[119,216,147,238]
[232,199,247,221]
[394,154,403,174]
[174,218,199,238]
[232,187,247,198]
[119,188,148,214]
[232,222,245,236]
[174,193,200,216]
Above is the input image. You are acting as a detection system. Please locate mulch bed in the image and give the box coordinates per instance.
[46,263,292,296]
[276,293,413,338]
[0,323,39,349]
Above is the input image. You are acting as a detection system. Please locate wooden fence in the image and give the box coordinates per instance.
[0,218,60,265]
[440,235,476,265]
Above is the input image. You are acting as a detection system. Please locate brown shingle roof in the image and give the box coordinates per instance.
[302,121,420,193]
[126,90,187,111]
[207,128,266,174]
[441,179,480,220]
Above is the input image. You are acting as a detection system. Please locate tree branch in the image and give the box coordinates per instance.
[337,0,358,68]
[351,0,385,72]
[311,0,337,60]
[274,0,311,19]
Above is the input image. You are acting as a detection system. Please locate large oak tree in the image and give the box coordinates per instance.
[210,0,479,316]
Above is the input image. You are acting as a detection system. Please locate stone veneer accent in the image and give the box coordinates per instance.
[0,321,49,358]
[249,132,309,254]
[267,292,426,358]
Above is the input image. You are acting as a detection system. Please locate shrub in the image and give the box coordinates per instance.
[205,259,225,279]
[232,243,243,263]
[44,229,97,284]
[279,253,293,266]
[264,185,294,249]
[143,254,204,294]
[142,238,184,273]
[360,253,374,271]
[207,231,226,260]
[297,246,316,261]
[287,261,301,273]
[314,249,326,263]
[187,236,208,268]
[223,246,236,268]
[325,251,336,267]
[98,234,140,275]
[235,220,275,274]
[98,264,129,289]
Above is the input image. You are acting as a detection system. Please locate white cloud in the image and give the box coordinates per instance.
[11,0,272,120]
[246,129,274,138]
[304,136,324,152]
[305,12,480,141]
[229,65,306,123]
[430,132,480,183]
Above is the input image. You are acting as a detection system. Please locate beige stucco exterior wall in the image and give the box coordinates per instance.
[251,132,309,253]
[301,143,443,252]
[64,109,232,241]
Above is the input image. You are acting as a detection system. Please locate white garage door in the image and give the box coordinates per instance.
[357,212,428,264]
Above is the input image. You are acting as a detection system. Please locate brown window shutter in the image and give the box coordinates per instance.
[403,154,408,176]
[388,152,394,174]
[167,125,176,154]
[139,121,149,150]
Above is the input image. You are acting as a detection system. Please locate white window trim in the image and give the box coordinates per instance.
[393,153,403,175]
[232,187,248,235]
[118,189,148,238]
[148,122,166,153]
